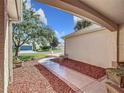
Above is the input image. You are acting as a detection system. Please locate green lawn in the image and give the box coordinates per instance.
[52,49,63,53]
[18,54,48,62]
[37,49,63,52]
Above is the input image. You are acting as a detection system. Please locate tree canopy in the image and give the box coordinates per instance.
[74,19,92,31]
[13,1,59,56]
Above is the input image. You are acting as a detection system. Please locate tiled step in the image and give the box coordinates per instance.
[38,58,107,93]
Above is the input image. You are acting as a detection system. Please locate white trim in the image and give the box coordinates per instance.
[64,25,106,39]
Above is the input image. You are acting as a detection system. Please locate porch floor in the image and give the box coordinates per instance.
[8,58,108,93]
[39,58,107,93]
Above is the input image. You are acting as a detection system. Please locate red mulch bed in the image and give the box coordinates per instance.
[51,58,106,79]
[35,64,76,93]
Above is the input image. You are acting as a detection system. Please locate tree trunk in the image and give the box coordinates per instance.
[50,46,53,55]
[15,47,19,57]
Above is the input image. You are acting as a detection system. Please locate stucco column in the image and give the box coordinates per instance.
[0,0,5,93]
[0,0,10,93]
[4,19,9,93]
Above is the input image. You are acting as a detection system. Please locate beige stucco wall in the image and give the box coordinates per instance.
[0,0,22,92]
[0,0,13,93]
[0,0,5,92]
[65,29,117,68]
[119,24,124,62]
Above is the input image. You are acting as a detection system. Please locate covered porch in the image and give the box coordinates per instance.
[8,58,107,93]
[0,0,124,93]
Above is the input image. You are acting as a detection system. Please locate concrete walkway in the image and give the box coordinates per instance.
[39,58,107,93]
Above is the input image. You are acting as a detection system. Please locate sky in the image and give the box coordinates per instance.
[25,0,82,42]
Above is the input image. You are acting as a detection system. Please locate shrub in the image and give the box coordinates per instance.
[42,46,50,51]
[18,56,34,62]
[13,56,22,64]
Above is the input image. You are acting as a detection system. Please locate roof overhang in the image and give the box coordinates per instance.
[7,0,23,22]
[37,0,119,31]
[64,24,106,39]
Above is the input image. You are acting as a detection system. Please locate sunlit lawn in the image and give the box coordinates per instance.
[17,49,63,62]
[37,49,63,53]
[18,54,48,62]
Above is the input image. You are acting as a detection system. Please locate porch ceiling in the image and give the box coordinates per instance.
[80,0,124,25]
[37,0,120,31]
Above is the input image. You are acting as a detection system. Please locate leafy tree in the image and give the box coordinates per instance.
[45,28,59,49]
[50,37,59,48]
[32,27,58,51]
[39,27,59,49]
[74,20,92,31]
[13,1,58,56]
[13,9,41,56]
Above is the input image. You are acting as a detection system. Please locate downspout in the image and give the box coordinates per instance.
[8,21,13,83]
